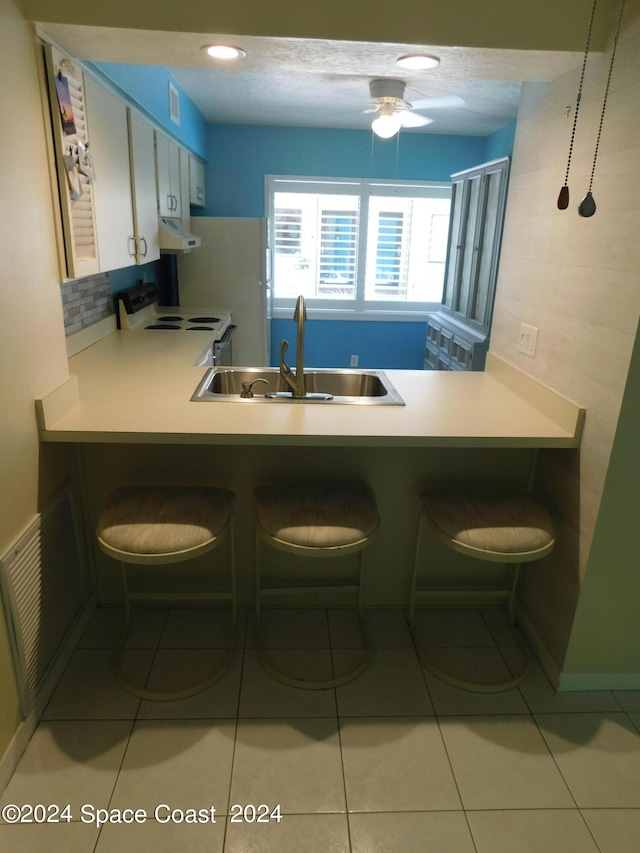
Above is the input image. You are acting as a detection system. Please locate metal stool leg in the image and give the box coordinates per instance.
[114,519,237,702]
[255,534,370,690]
[409,509,529,694]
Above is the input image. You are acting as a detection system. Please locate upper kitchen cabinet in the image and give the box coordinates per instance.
[43,44,100,279]
[83,76,136,273]
[425,157,510,371]
[83,77,161,271]
[127,109,160,265]
[155,132,182,219]
[178,147,190,231]
[189,155,206,208]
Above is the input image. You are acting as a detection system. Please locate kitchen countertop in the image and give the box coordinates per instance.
[36,330,584,447]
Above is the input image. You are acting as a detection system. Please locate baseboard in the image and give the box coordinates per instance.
[515,605,640,691]
[514,604,562,688]
[557,672,640,691]
[0,598,96,793]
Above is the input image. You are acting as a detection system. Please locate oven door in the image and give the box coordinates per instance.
[211,325,236,366]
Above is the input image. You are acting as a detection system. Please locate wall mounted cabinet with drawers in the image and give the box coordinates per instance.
[425,157,510,371]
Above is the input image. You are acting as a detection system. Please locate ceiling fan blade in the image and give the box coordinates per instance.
[409,95,466,111]
[399,111,433,128]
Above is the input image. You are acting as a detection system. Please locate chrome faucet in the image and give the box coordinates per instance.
[279,295,307,398]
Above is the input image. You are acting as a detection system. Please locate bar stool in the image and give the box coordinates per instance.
[97,485,236,701]
[410,487,555,693]
[253,480,379,689]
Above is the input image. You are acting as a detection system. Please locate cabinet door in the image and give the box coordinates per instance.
[155,132,181,218]
[442,157,509,337]
[128,109,160,264]
[84,76,136,272]
[468,163,508,328]
[44,44,100,279]
[189,155,206,207]
[442,177,465,310]
[179,146,190,231]
[455,172,482,317]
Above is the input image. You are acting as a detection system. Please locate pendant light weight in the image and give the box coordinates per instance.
[578,0,627,217]
[557,0,598,210]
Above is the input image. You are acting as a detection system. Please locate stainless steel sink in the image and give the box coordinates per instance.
[191,367,405,405]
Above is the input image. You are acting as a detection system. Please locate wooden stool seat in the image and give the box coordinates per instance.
[411,487,555,693]
[253,481,379,689]
[97,486,236,701]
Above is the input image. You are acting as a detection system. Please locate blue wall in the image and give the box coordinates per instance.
[483,122,516,162]
[200,124,492,217]
[87,63,208,159]
[271,318,428,370]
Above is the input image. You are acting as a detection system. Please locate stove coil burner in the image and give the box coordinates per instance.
[188,317,220,324]
[187,326,214,331]
[145,324,181,330]
[157,315,183,322]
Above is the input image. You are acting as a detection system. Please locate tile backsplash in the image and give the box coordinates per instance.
[61,272,112,336]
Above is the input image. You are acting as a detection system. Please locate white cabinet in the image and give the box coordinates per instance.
[155,132,182,218]
[179,146,190,231]
[189,155,206,207]
[84,76,136,273]
[128,109,160,264]
[84,77,161,271]
[44,44,100,279]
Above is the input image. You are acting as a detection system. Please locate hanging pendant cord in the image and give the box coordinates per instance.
[585,0,627,195]
[562,0,598,192]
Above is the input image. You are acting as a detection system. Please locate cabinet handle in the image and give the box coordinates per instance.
[140,236,148,258]
[128,236,137,258]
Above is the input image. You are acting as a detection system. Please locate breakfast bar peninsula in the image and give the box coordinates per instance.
[36,330,583,607]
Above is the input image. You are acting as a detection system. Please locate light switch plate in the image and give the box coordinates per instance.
[518,323,538,358]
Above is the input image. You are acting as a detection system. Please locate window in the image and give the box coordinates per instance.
[267,176,451,317]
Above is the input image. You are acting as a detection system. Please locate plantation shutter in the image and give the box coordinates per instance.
[318,207,358,295]
[44,44,99,279]
[365,197,413,299]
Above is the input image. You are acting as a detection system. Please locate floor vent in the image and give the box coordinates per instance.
[0,483,88,715]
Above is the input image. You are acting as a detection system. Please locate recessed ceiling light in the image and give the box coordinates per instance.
[203,45,246,60]
[396,54,440,71]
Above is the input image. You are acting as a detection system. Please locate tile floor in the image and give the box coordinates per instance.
[1,605,639,852]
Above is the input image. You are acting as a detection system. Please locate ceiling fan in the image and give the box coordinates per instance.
[365,79,465,138]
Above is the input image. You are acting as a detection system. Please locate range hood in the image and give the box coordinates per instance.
[158,217,201,254]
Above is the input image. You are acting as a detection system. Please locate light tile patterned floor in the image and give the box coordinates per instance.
[1,606,639,852]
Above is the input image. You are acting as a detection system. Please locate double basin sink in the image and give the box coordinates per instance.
[191,367,405,406]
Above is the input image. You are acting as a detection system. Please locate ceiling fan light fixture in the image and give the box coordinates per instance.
[396,54,440,71]
[371,107,402,139]
[203,44,246,60]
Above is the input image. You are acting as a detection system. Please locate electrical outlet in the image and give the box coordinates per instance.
[518,323,538,358]
[350,355,359,367]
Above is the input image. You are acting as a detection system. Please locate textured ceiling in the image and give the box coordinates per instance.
[39,25,585,136]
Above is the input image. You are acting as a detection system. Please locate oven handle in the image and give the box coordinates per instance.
[217,324,237,346]
[211,325,236,366]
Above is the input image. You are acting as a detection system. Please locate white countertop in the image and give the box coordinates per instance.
[37,330,584,448]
